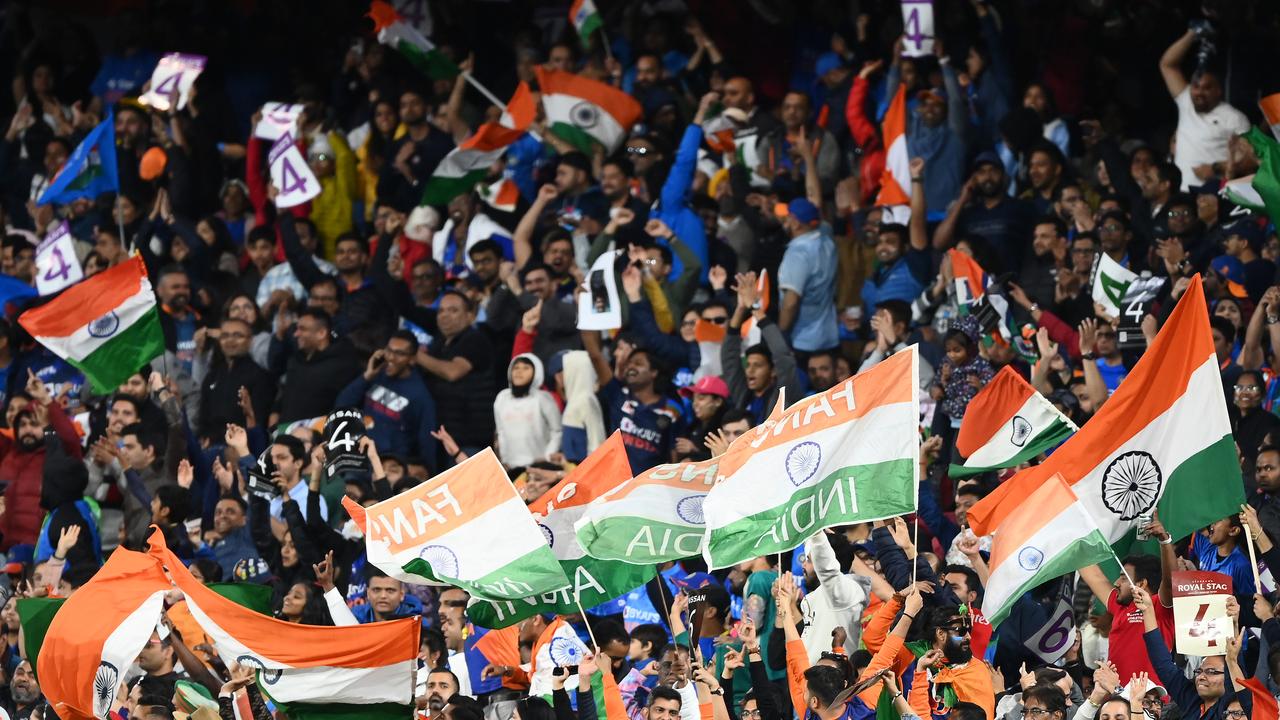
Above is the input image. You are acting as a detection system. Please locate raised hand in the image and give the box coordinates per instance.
[708,265,728,291]
[313,550,336,592]
[176,459,194,489]
[55,525,81,559]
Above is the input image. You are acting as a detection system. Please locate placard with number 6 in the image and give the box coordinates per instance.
[35,221,83,296]
[140,53,207,112]
[269,132,321,209]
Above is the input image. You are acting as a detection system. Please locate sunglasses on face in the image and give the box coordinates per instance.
[702,316,728,325]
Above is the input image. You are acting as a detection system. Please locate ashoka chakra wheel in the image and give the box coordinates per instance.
[1100,450,1163,520]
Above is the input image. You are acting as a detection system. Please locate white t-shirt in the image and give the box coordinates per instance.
[1172,87,1249,191]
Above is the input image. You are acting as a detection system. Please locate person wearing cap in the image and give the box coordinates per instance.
[812,51,853,152]
[896,42,968,219]
[674,376,728,461]
[1219,218,1274,301]
[776,197,838,355]
[934,151,1034,258]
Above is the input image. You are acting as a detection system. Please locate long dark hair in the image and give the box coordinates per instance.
[277,582,333,626]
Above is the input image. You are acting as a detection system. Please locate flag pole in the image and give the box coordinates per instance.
[598,26,613,62]
[462,72,506,112]
[575,595,601,651]
[911,516,919,585]
[1244,517,1263,593]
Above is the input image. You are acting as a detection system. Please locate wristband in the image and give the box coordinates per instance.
[1158,533,1174,545]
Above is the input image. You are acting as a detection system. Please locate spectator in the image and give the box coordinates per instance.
[337,330,437,461]
[493,353,562,470]
[416,291,496,462]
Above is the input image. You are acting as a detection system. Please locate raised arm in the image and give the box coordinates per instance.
[908,157,927,251]
[515,185,559,268]
[1158,29,1195,98]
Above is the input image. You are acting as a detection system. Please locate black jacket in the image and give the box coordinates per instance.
[271,337,362,423]
[199,354,273,443]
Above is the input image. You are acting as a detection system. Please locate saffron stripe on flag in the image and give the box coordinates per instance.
[19,255,147,336]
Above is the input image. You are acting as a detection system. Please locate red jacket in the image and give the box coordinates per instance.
[845,76,886,205]
[0,401,84,550]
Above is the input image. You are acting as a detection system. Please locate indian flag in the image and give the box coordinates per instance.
[876,84,910,220]
[347,448,568,600]
[19,254,164,393]
[1240,127,1280,222]
[951,248,989,306]
[37,548,170,720]
[982,473,1112,628]
[1263,92,1280,141]
[423,82,533,205]
[527,616,591,697]
[368,0,458,80]
[535,67,642,154]
[480,176,521,213]
[968,275,1243,549]
[469,433,655,628]
[569,0,602,45]
[702,347,920,569]
[949,366,1077,478]
[148,530,419,720]
[1221,175,1265,212]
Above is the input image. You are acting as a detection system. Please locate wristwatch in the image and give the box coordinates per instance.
[1082,352,1097,361]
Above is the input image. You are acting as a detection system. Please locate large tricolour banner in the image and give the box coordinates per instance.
[347,448,568,600]
[702,347,920,569]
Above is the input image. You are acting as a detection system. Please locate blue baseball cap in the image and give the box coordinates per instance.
[814,52,844,79]
[778,198,820,225]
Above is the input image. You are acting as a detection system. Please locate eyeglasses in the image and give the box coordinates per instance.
[627,146,652,156]
[681,319,697,328]
[1168,209,1192,219]
[1102,223,1124,233]
[702,316,728,325]
[1021,709,1054,718]
[1225,710,1247,719]
[1234,385,1261,393]
[1192,667,1225,677]
[384,347,413,357]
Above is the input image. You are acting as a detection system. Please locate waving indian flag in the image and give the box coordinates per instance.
[469,433,655,628]
[984,474,1112,628]
[528,616,591,697]
[968,276,1242,547]
[38,548,170,720]
[347,448,568,600]
[950,366,1077,478]
[535,67,642,154]
[876,84,910,220]
[19,254,164,393]
[569,0,602,45]
[368,0,458,80]
[149,530,419,720]
[702,347,920,569]
[422,82,534,206]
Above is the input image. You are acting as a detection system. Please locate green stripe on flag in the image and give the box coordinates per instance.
[1155,434,1242,541]
[209,582,274,615]
[548,122,600,155]
[948,421,1074,479]
[706,458,916,568]
[402,545,568,601]
[468,556,655,628]
[987,530,1112,628]
[17,597,64,682]
[576,516,705,564]
[577,14,602,44]
[421,169,488,206]
[71,306,165,393]
[395,40,459,80]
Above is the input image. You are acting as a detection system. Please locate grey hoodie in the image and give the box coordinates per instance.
[493,353,563,468]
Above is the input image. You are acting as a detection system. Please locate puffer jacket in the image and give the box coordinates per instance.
[0,400,83,550]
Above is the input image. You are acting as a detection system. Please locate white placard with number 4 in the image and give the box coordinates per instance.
[269,132,321,209]
[140,53,207,112]
[900,0,935,57]
[36,222,83,296]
